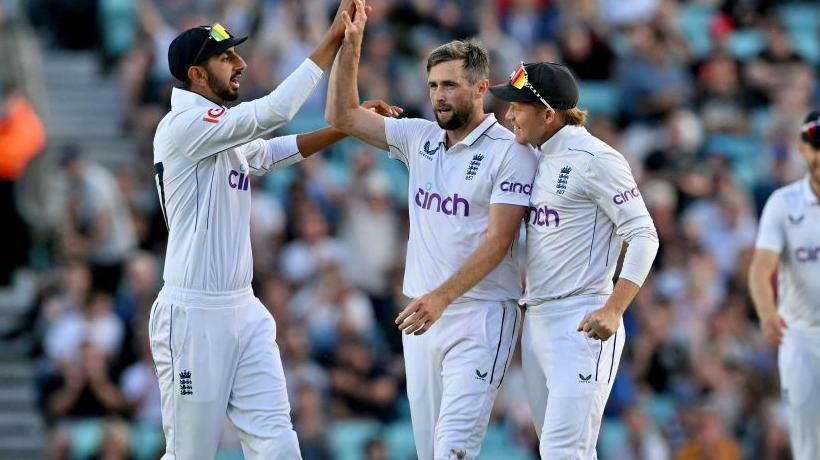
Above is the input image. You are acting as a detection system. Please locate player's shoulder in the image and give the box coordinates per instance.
[767,180,804,206]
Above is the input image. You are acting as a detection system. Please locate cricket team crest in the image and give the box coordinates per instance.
[465,154,485,180]
[556,165,571,194]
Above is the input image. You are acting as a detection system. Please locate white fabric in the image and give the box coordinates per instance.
[779,328,820,460]
[402,301,520,459]
[755,176,820,329]
[522,125,658,305]
[384,114,537,302]
[153,58,322,291]
[149,286,299,460]
[521,295,625,459]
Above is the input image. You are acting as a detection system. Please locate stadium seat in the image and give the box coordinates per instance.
[69,419,104,460]
[577,81,618,118]
[130,423,162,460]
[726,30,764,60]
[478,422,534,459]
[385,419,416,460]
[677,4,715,58]
[328,420,381,460]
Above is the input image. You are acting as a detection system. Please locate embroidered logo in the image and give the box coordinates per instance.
[578,373,592,382]
[420,140,440,160]
[788,214,804,224]
[475,369,488,381]
[179,370,193,395]
[203,107,225,124]
[556,166,571,194]
[465,154,485,180]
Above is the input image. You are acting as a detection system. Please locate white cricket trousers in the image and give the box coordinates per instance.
[779,327,820,460]
[148,285,300,460]
[402,300,520,460]
[521,295,625,460]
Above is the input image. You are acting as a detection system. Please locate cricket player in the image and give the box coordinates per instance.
[326,2,536,458]
[489,62,659,458]
[148,4,400,458]
[749,110,820,460]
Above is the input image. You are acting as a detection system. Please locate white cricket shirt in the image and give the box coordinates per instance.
[153,58,323,292]
[756,176,820,329]
[522,125,658,305]
[385,114,537,303]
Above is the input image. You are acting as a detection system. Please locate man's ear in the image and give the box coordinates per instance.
[477,79,489,97]
[187,65,205,86]
[543,107,556,124]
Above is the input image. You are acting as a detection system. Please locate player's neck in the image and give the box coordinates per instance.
[810,176,820,200]
[445,111,487,148]
[190,85,224,106]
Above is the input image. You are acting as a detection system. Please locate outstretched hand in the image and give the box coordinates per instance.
[361,100,403,118]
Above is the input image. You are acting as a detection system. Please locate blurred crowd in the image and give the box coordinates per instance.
[3,0,818,458]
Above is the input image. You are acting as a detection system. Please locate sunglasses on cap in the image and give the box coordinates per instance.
[509,62,552,109]
[802,119,819,141]
[192,23,232,65]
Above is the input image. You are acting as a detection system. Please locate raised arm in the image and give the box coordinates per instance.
[325,0,394,150]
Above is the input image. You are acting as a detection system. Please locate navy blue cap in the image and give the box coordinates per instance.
[490,62,579,110]
[168,25,247,82]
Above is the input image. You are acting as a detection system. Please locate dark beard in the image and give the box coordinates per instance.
[208,72,238,102]
[434,105,470,130]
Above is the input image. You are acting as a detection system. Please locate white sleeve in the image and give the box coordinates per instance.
[490,143,537,207]
[384,117,436,168]
[238,135,303,176]
[169,59,323,160]
[584,152,659,286]
[755,193,784,253]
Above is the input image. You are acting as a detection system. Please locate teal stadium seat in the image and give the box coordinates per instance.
[577,81,618,118]
[69,420,104,460]
[478,422,534,460]
[130,423,163,460]
[778,3,819,64]
[726,30,764,60]
[385,419,416,460]
[328,420,381,460]
[677,4,714,58]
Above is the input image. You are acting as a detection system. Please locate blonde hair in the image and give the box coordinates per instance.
[556,107,588,126]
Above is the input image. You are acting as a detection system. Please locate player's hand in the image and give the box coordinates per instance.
[361,100,403,118]
[577,305,621,341]
[395,291,449,335]
[341,0,368,45]
[760,313,787,347]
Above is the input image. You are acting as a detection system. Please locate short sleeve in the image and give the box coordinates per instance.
[384,117,436,168]
[755,193,784,253]
[490,142,538,206]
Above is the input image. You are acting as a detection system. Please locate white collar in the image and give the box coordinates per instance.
[170,87,224,111]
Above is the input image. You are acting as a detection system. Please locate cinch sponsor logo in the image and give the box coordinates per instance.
[414,184,470,216]
[500,181,532,195]
[527,205,560,227]
[228,170,250,191]
[795,246,820,262]
[613,187,640,205]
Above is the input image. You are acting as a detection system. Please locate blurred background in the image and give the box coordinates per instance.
[0,0,817,458]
